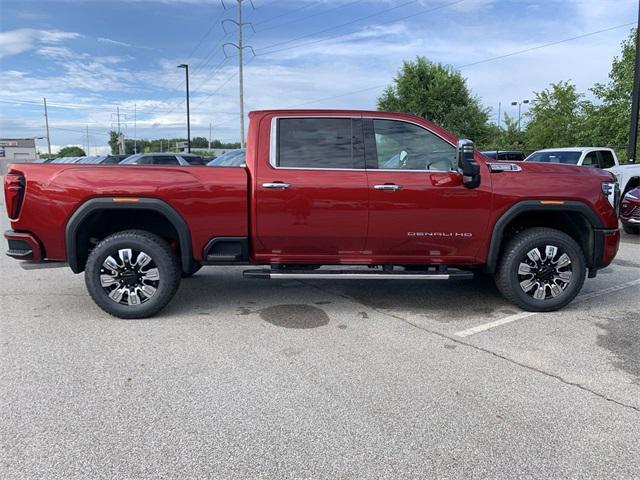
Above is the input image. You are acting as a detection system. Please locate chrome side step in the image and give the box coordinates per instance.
[243,268,474,281]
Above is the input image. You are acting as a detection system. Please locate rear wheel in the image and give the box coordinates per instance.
[495,228,586,312]
[85,230,181,319]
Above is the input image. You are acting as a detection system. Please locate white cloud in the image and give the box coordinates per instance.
[97,37,133,48]
[0,28,81,59]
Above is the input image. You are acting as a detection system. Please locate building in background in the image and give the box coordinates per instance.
[0,138,37,173]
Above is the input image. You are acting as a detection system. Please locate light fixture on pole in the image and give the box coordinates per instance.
[177,64,191,153]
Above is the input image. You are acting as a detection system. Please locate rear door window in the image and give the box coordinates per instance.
[275,118,362,169]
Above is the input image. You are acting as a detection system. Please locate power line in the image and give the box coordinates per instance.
[255,0,464,57]
[252,1,318,27]
[284,20,635,109]
[254,0,419,53]
[253,1,360,33]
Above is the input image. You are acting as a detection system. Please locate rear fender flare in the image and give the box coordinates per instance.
[65,198,193,273]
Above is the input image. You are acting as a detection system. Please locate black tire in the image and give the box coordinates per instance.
[181,265,202,278]
[85,230,181,319]
[622,221,640,235]
[495,227,586,312]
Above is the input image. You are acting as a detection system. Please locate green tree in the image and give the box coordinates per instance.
[525,80,586,148]
[108,131,119,154]
[582,29,637,161]
[377,56,492,143]
[57,146,86,157]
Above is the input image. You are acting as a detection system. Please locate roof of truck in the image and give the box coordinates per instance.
[533,147,615,153]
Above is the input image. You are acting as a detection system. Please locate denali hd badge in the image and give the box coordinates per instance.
[408,232,473,237]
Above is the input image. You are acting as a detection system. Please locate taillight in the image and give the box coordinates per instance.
[4,173,25,219]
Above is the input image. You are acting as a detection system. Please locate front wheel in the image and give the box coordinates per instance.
[495,228,586,312]
[85,230,181,319]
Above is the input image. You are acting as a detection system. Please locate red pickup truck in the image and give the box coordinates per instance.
[4,110,620,318]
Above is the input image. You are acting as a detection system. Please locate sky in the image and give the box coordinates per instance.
[0,0,637,155]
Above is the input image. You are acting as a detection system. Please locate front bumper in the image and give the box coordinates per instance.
[4,230,43,261]
[592,228,620,271]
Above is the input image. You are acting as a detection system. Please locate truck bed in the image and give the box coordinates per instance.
[7,163,248,262]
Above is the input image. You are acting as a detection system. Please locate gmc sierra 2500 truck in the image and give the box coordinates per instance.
[4,110,620,318]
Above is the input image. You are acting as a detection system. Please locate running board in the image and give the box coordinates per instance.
[243,268,474,281]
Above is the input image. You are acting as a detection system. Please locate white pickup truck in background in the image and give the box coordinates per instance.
[525,147,640,196]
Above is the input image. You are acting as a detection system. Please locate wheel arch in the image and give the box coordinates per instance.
[65,198,194,273]
[485,200,603,274]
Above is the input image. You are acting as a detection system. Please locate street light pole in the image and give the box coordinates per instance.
[43,97,52,157]
[628,5,640,163]
[178,64,191,153]
[511,99,530,131]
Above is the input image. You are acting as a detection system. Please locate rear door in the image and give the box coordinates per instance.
[254,116,368,260]
[364,117,492,262]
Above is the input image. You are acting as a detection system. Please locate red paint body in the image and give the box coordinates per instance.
[5,110,620,270]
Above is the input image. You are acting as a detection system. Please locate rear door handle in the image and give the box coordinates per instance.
[262,182,291,189]
[374,184,401,191]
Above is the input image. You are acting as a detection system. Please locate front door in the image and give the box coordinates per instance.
[365,118,492,263]
[255,116,369,262]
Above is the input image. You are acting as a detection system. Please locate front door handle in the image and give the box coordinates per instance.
[262,182,291,189]
[374,184,401,191]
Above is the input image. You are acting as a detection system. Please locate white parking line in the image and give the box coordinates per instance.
[454,278,640,338]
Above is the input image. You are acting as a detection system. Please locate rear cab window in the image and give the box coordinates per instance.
[274,117,363,169]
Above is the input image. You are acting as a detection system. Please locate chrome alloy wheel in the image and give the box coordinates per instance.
[517,245,573,300]
[99,249,160,306]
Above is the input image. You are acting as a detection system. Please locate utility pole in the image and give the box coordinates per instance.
[223,0,255,148]
[86,125,90,155]
[117,107,124,155]
[134,103,137,154]
[628,3,640,163]
[209,122,212,153]
[43,97,52,157]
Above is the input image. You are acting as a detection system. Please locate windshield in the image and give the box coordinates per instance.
[525,151,582,164]
[207,149,246,167]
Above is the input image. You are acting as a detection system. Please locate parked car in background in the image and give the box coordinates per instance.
[50,157,82,164]
[525,147,640,196]
[77,155,126,164]
[207,149,246,167]
[481,150,526,161]
[619,187,640,234]
[120,153,204,166]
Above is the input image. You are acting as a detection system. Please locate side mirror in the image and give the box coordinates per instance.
[457,139,481,189]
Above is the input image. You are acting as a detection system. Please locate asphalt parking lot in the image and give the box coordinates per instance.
[1,210,639,479]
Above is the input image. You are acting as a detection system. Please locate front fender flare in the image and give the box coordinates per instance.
[484,200,603,274]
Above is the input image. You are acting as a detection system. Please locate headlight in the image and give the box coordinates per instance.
[601,181,620,211]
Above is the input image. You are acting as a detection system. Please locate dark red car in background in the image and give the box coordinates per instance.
[620,187,640,234]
